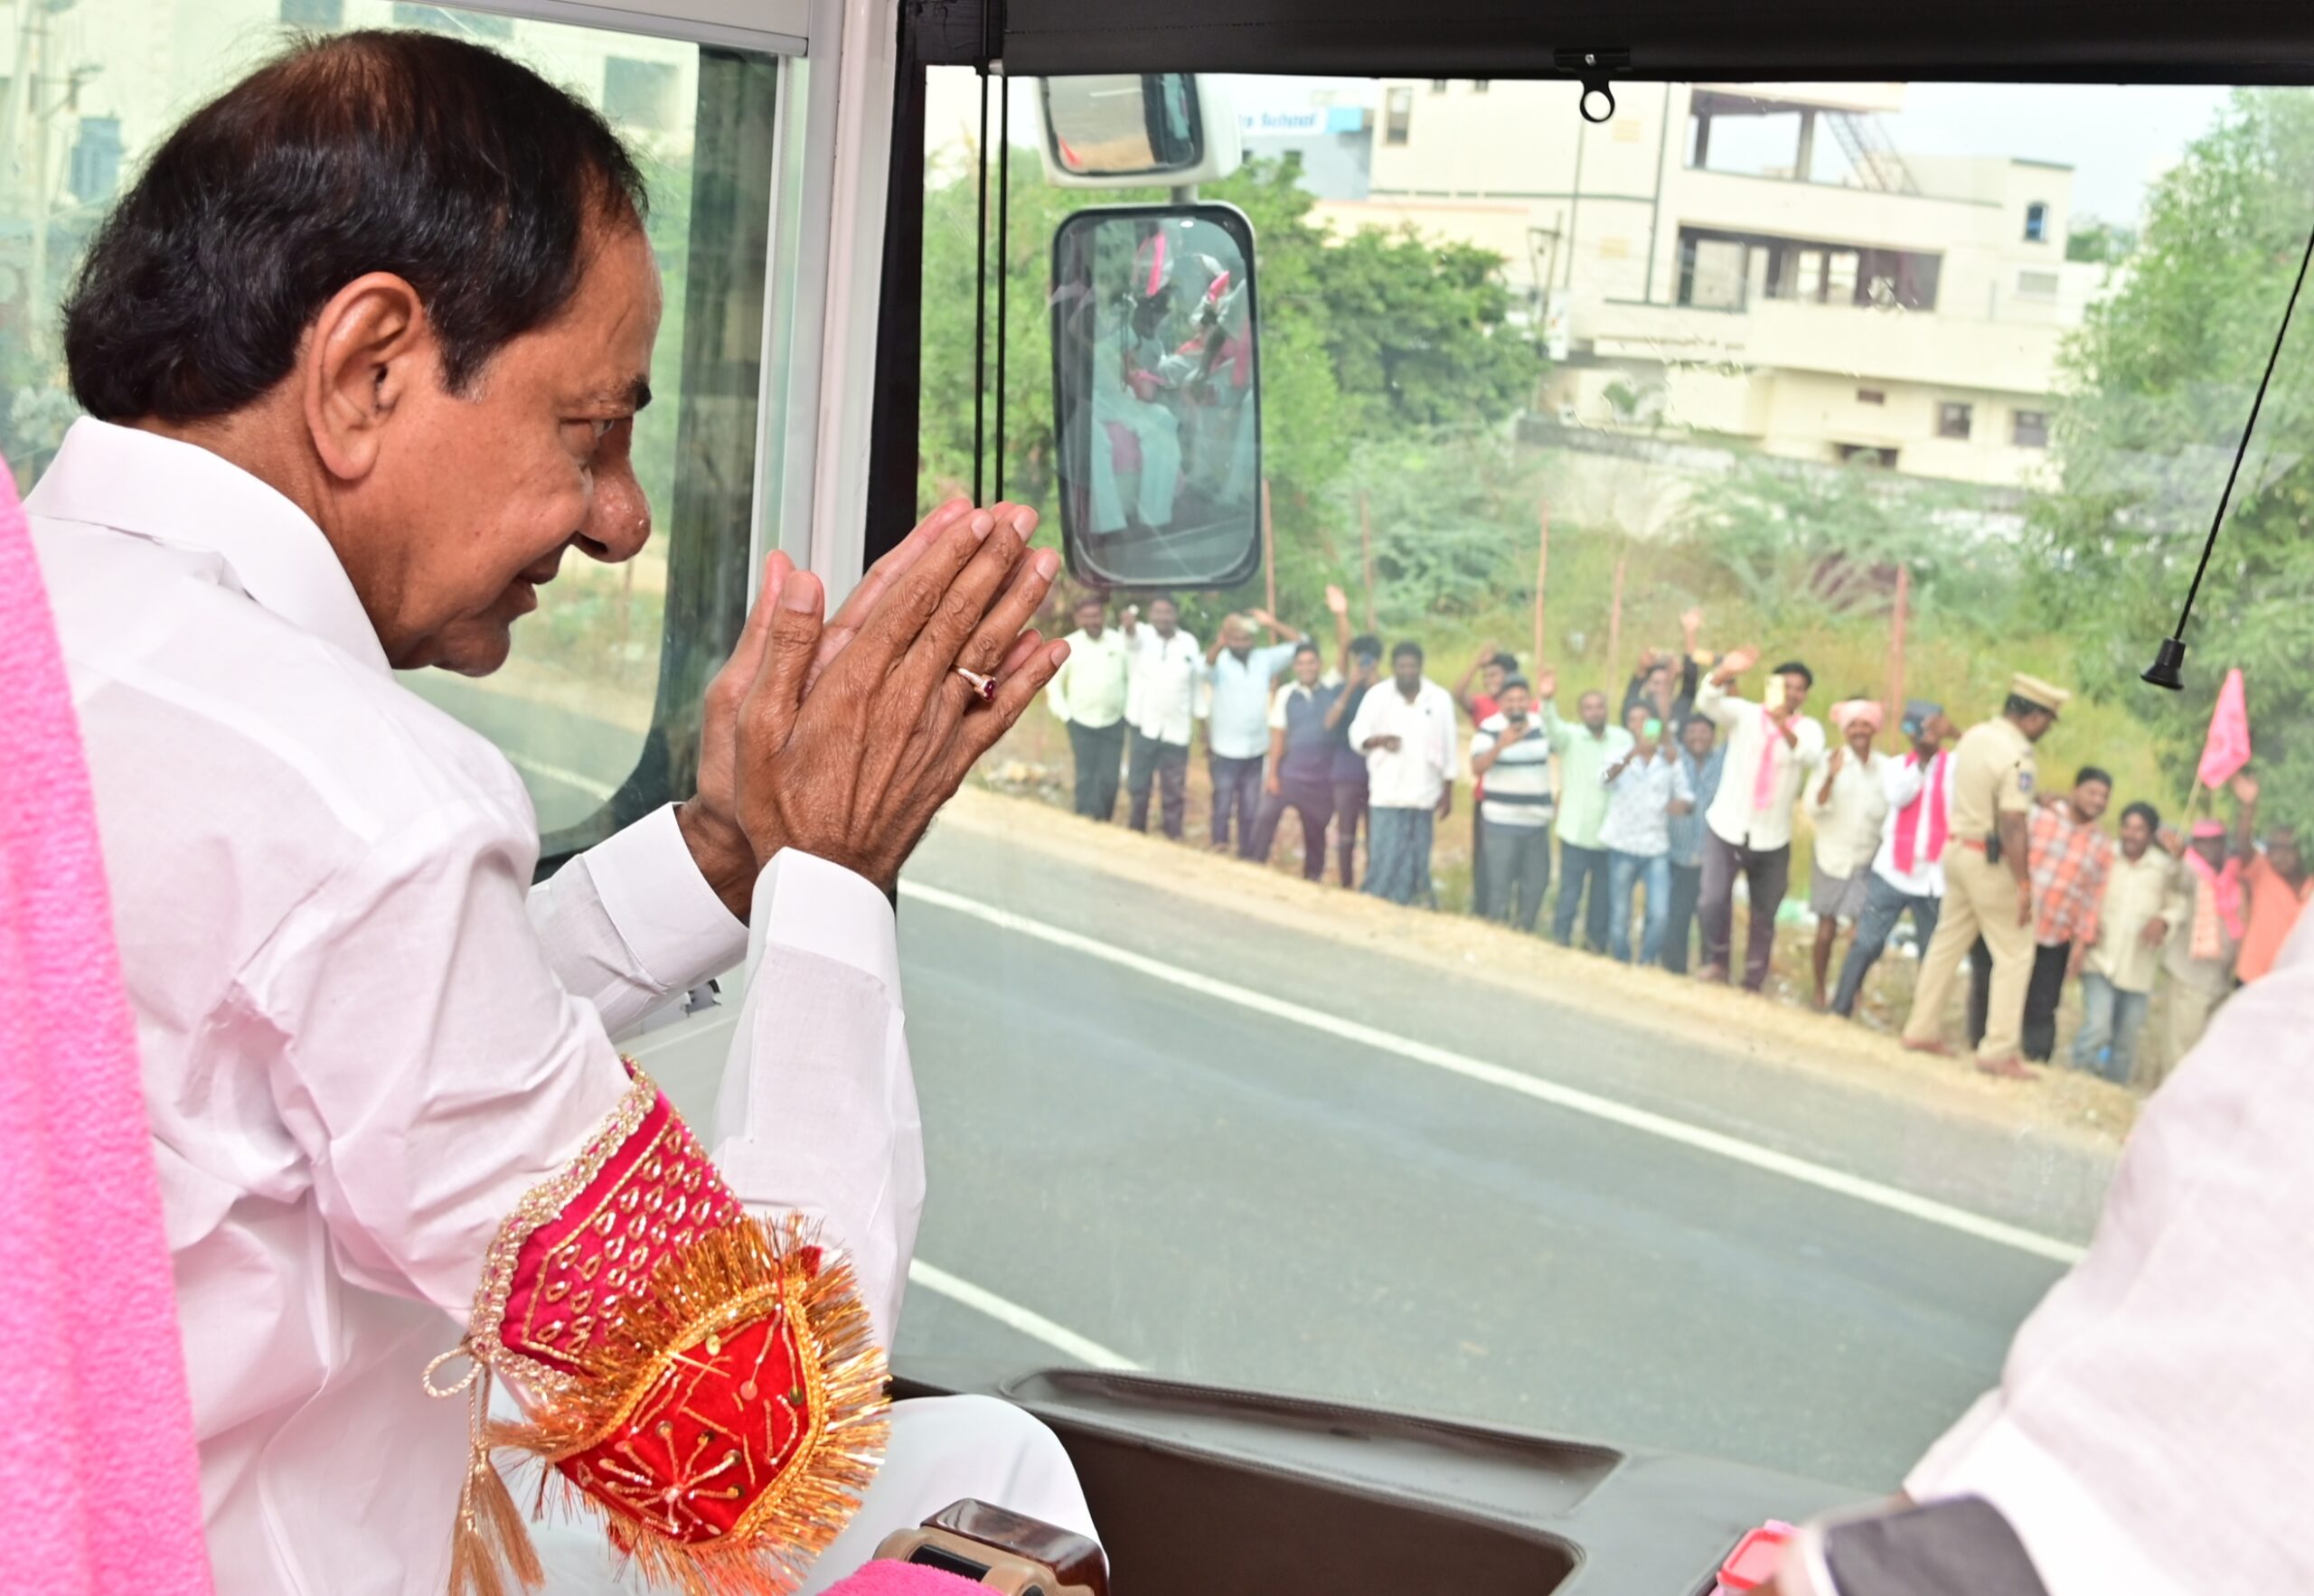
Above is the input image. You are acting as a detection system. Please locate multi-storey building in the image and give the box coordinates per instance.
[1266,80,2105,490]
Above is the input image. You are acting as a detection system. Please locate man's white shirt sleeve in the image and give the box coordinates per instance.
[531,802,747,1037]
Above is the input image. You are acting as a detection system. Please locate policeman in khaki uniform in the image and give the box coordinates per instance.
[1900,674,2069,1076]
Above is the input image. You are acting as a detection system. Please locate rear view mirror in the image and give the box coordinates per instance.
[1036,75,1243,189]
[1049,203,1262,589]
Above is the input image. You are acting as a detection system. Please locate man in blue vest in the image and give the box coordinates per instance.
[1253,640,1341,879]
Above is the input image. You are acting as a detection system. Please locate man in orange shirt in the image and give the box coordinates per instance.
[2233,774,2311,985]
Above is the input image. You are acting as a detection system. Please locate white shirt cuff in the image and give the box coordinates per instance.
[582,803,748,991]
[748,848,900,996]
[1905,1394,2193,1596]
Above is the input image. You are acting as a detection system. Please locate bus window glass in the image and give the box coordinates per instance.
[908,71,2311,1491]
[0,4,778,855]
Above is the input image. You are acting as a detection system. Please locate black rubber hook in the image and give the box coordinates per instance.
[1557,47,1628,124]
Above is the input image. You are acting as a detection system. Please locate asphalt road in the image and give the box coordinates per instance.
[410,670,2114,1492]
[889,821,2117,1495]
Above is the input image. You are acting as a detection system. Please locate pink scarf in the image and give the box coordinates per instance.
[1892,751,1950,877]
[2187,848,2247,959]
[1751,706,1785,812]
[0,456,212,1591]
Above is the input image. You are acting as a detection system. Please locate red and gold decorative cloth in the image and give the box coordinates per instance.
[445,1068,888,1596]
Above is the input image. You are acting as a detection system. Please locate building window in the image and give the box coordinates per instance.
[278,0,342,22]
[2012,409,2050,447]
[1857,388,1886,406]
[68,116,122,204]
[1430,80,1450,94]
[391,4,514,38]
[2017,268,2060,300]
[1938,401,1973,440]
[1472,79,1491,94]
[1385,86,1412,146]
[604,56,680,132]
[2024,202,2049,243]
[1838,444,1898,469]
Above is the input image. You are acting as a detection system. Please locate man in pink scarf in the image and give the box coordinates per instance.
[1830,701,1953,1019]
[1693,646,1829,991]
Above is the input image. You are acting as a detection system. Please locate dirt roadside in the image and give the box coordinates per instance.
[936,783,2137,1156]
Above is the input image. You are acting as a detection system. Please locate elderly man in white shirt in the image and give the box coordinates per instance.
[1121,595,1202,839]
[1695,645,1828,992]
[33,33,1090,1596]
[1347,641,1459,906]
[1047,593,1132,821]
[1830,701,1956,1020]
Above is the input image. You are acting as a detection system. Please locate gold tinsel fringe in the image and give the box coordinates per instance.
[485,1215,889,1596]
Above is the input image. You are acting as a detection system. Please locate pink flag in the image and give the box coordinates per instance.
[2197,667,2252,790]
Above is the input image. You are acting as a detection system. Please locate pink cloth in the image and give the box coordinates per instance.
[823,1561,986,1595]
[0,455,212,1593]
[2198,667,2252,790]
[1751,705,1784,812]
[1892,749,1950,877]
[1829,699,1884,736]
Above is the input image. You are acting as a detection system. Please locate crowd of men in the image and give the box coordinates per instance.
[1042,593,2309,1086]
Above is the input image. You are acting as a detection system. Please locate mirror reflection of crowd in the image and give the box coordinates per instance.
[1044,598,2309,1091]
[1069,228,1256,546]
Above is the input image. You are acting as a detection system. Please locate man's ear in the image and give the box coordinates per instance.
[299,272,433,483]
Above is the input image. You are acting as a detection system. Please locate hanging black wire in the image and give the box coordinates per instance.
[2144,217,2314,689]
[971,67,991,505]
[994,70,1011,504]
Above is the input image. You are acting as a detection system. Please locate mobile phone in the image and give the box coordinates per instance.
[1763,674,1788,713]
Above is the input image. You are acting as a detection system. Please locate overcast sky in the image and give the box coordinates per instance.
[1216,77,2243,226]
[957,71,2251,228]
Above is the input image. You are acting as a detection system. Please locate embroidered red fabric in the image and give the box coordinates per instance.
[499,1089,744,1374]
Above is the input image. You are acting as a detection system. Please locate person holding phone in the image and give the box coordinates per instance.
[1469,676,1555,932]
[1600,708,1697,964]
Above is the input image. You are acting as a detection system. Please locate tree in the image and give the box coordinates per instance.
[2064,216,2137,265]
[2033,89,2314,824]
[912,147,1545,638]
[1679,455,2015,640]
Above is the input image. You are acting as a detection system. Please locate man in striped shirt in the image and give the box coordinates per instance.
[1469,677,1555,932]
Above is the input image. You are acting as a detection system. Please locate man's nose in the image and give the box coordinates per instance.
[575,428,653,565]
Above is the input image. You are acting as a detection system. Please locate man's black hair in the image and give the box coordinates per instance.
[1292,639,1321,659]
[1074,593,1106,611]
[1491,652,1519,673]
[64,31,648,422]
[1148,592,1180,611]
[1499,676,1531,696]
[1771,660,1814,688]
[1392,641,1425,665]
[2122,801,2163,831]
[1682,714,1716,735]
[1350,633,1382,660]
[2075,765,2115,790]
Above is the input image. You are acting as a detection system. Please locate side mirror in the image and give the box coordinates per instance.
[1049,202,1262,589]
[1036,74,1242,189]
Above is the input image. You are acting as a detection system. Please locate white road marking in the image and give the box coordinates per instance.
[503,750,619,803]
[900,880,2090,1267]
[908,1260,1143,1370]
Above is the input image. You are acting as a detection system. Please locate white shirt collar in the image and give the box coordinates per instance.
[28,418,390,675]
